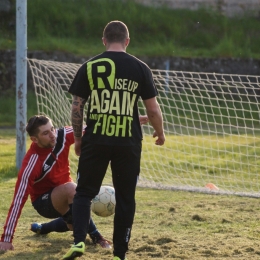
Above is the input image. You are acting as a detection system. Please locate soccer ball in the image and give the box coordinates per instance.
[91,186,116,217]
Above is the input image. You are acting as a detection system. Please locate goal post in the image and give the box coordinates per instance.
[16,0,27,169]
[28,58,260,197]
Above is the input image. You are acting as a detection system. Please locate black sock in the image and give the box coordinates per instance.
[40,217,69,234]
[89,230,102,243]
[73,193,92,244]
[62,204,73,224]
[88,217,98,234]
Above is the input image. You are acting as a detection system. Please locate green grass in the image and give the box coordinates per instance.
[1,0,260,58]
[1,130,260,259]
[157,89,260,128]
[140,133,260,192]
[0,129,17,180]
[0,91,37,127]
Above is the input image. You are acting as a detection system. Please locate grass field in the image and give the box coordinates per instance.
[1,130,260,259]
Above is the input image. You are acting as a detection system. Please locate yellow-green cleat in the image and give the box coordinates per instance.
[62,242,85,259]
[113,257,128,260]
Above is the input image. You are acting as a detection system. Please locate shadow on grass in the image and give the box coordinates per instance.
[0,236,71,260]
[0,234,105,260]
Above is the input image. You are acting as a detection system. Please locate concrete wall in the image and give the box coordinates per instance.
[135,0,260,17]
[0,0,11,12]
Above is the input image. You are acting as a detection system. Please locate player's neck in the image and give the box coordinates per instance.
[105,43,127,52]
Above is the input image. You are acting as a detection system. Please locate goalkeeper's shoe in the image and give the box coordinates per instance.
[62,242,85,259]
[89,232,112,249]
[30,223,42,234]
[113,257,128,260]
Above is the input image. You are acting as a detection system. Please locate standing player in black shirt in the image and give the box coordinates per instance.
[63,20,165,260]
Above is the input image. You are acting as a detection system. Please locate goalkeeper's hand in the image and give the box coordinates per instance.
[0,241,14,251]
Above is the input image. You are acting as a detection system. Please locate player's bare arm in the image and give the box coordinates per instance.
[143,97,165,146]
[71,95,87,155]
[71,95,86,137]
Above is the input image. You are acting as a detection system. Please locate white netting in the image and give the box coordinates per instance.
[28,58,260,197]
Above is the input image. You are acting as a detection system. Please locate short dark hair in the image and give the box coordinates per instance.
[26,115,51,136]
[103,20,129,44]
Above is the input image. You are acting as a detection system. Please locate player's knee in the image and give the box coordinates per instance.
[65,182,76,197]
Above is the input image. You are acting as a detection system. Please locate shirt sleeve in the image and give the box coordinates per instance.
[140,64,158,100]
[68,63,90,100]
[64,126,75,145]
[0,154,38,243]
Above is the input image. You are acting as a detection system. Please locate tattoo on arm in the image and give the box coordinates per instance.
[71,95,87,138]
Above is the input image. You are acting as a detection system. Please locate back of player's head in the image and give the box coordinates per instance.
[103,20,129,44]
[26,115,51,136]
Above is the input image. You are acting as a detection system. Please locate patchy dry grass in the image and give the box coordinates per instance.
[1,130,260,259]
[1,184,260,259]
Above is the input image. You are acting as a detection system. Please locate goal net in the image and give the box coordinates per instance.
[28,58,260,197]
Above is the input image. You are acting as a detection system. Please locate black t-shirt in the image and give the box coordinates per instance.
[69,51,158,146]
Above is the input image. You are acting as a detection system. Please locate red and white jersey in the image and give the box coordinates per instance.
[1,126,75,243]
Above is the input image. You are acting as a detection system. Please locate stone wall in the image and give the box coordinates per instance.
[1,50,260,93]
[135,0,260,17]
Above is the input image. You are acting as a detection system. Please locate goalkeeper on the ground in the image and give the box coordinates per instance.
[0,115,112,251]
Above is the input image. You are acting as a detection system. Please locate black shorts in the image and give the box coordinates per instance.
[32,189,62,219]
[76,142,141,200]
